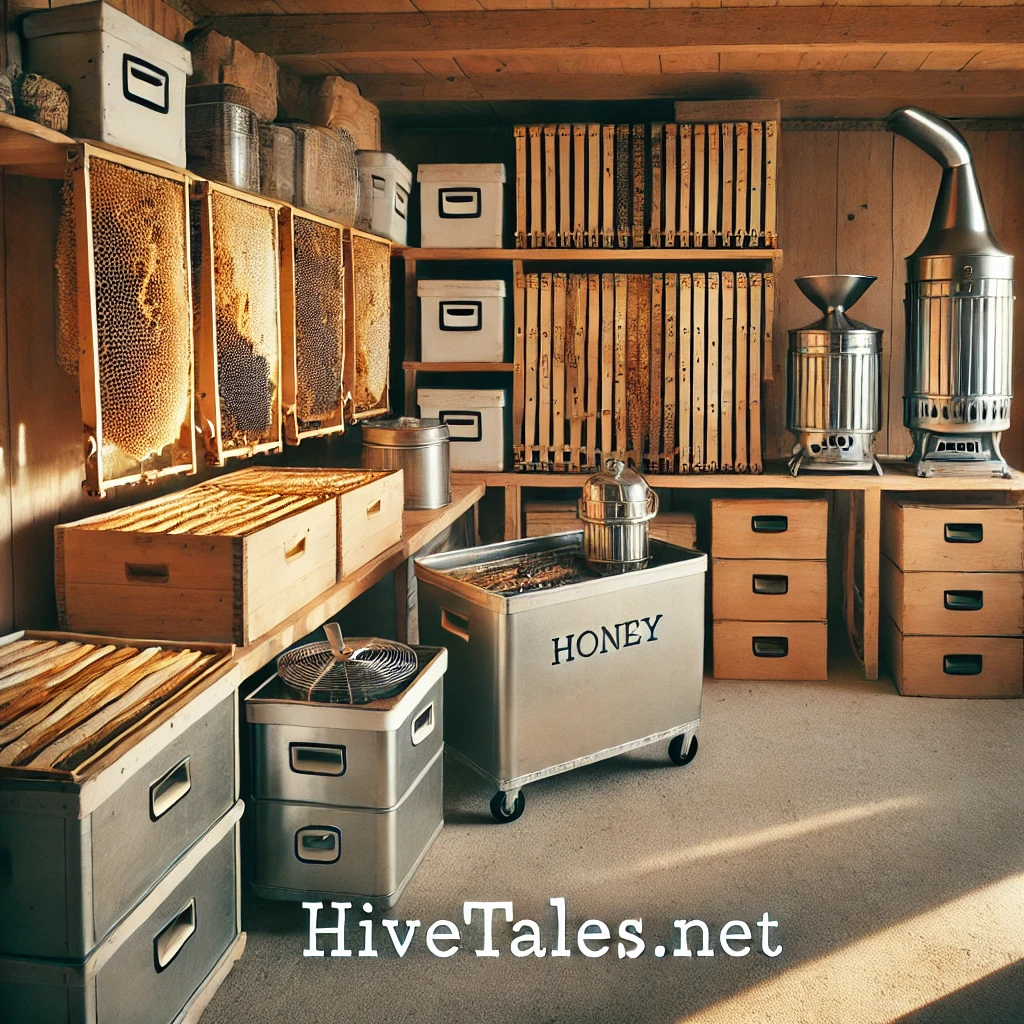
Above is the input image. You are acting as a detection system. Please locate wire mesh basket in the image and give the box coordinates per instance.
[279,207,347,444]
[56,144,197,498]
[344,226,392,421]
[192,179,284,465]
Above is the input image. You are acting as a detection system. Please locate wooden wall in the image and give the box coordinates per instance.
[769,124,1024,464]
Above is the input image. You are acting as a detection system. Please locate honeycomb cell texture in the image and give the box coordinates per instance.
[294,216,345,427]
[55,176,77,377]
[210,190,280,447]
[351,232,391,415]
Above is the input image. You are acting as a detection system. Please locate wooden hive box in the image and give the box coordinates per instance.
[56,469,402,645]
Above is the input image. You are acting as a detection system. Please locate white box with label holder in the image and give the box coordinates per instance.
[418,387,506,472]
[418,279,506,363]
[417,163,505,248]
[357,151,412,244]
[23,1,193,168]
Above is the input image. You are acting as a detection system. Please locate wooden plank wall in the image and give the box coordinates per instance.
[769,124,1024,464]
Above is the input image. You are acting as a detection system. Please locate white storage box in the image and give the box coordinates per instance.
[357,151,411,244]
[23,1,192,167]
[417,163,505,248]
[418,387,506,472]
[418,279,506,363]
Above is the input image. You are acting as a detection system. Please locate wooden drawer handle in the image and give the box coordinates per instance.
[284,536,307,561]
[125,562,170,584]
[366,498,382,518]
[751,515,788,534]
[943,654,983,676]
[154,899,196,972]
[752,636,789,658]
[944,590,984,612]
[944,523,983,544]
[752,574,789,596]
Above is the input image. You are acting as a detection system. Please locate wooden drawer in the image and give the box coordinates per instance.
[882,615,1024,697]
[881,557,1024,637]
[712,558,827,621]
[882,496,1024,572]
[711,498,828,560]
[713,620,828,681]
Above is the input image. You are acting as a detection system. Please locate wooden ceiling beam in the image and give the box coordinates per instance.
[210,9,1024,61]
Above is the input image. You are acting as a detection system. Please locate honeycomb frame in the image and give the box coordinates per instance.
[343,225,393,423]
[65,143,198,499]
[279,207,347,444]
[192,179,284,465]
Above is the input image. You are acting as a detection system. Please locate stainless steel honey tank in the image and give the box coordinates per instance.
[890,107,1014,477]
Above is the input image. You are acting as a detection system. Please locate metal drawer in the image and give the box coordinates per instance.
[252,747,443,908]
[246,651,444,808]
[711,498,829,561]
[0,686,238,960]
[0,801,242,1024]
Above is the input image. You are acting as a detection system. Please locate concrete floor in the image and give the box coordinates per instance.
[201,662,1024,1024]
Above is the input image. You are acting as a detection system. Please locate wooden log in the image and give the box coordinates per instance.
[721,122,734,248]
[678,274,692,471]
[749,121,764,247]
[587,123,600,248]
[573,123,586,248]
[649,123,663,249]
[539,272,553,465]
[707,122,720,249]
[514,125,527,248]
[749,272,763,471]
[734,121,749,247]
[529,125,542,247]
[602,124,615,248]
[552,273,567,468]
[664,123,677,248]
[693,123,706,248]
[663,273,678,472]
[525,273,539,462]
[613,273,628,458]
[558,124,571,247]
[692,272,706,469]
[513,264,526,466]
[706,272,720,471]
[598,273,613,463]
[544,124,557,248]
[721,271,735,471]
[735,271,749,472]
[649,274,664,471]
[632,123,646,250]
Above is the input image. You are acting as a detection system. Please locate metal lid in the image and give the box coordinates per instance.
[361,416,450,447]
[578,459,658,524]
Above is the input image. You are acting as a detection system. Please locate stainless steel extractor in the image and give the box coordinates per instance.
[415,532,706,823]
[890,107,1015,477]
[578,459,659,571]
[787,274,883,476]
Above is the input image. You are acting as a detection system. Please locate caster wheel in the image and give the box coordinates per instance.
[490,789,526,823]
[668,734,698,767]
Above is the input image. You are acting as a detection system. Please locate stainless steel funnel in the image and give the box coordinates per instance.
[889,107,1014,477]
[796,274,877,315]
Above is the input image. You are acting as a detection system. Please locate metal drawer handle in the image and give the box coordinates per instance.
[366,499,382,518]
[751,515,788,534]
[154,899,196,972]
[752,636,789,658]
[150,757,191,821]
[125,562,170,584]
[943,654,983,676]
[944,523,983,544]
[944,590,984,612]
[296,826,341,863]
[290,743,346,776]
[411,702,435,746]
[752,574,789,596]
[284,536,307,561]
[441,607,470,642]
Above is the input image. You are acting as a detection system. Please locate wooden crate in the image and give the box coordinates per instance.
[712,620,828,681]
[882,496,1024,572]
[882,615,1023,698]
[54,469,400,645]
[192,179,284,466]
[712,558,827,622]
[881,556,1024,638]
[279,207,346,444]
[711,498,828,560]
[57,143,197,498]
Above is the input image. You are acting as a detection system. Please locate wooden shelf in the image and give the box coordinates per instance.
[0,112,74,178]
[400,247,782,264]
[404,361,514,372]
[460,459,1024,492]
[232,480,484,679]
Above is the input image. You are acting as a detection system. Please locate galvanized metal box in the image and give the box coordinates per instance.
[415,533,706,794]
[0,801,244,1024]
[0,632,239,960]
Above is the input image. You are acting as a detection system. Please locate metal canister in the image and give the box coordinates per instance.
[577,459,658,571]
[186,101,260,192]
[362,417,451,510]
[786,274,883,475]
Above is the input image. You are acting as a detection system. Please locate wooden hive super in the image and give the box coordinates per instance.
[56,468,403,646]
